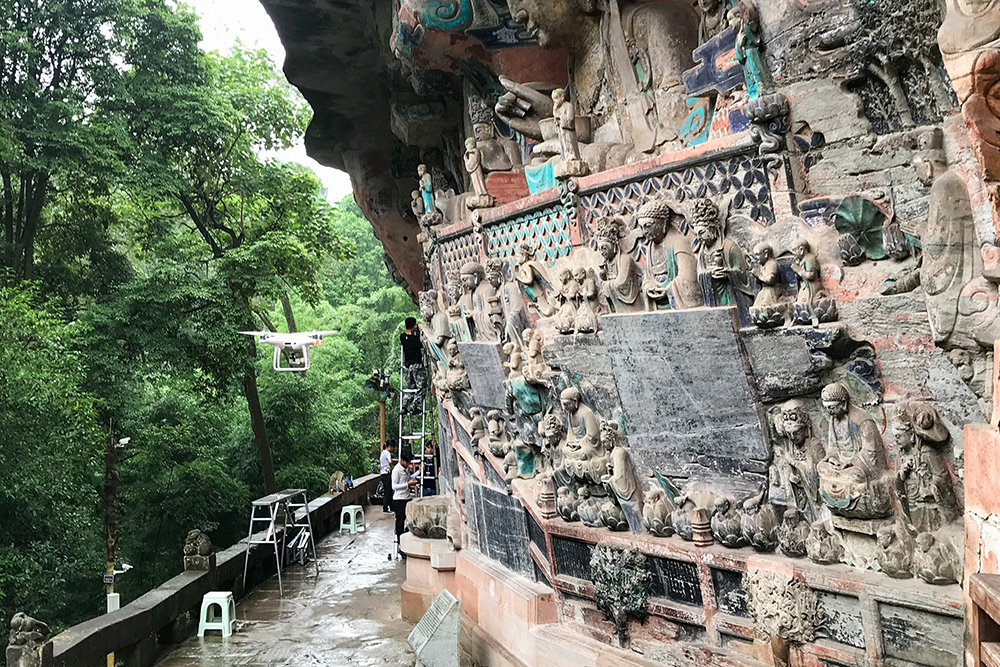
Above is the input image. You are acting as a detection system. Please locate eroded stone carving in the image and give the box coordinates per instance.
[711,496,746,548]
[552,88,588,179]
[770,400,824,522]
[912,532,961,585]
[513,241,555,317]
[806,520,845,565]
[486,409,507,457]
[9,614,50,650]
[184,529,213,571]
[642,486,675,537]
[746,569,817,667]
[777,508,810,558]
[741,490,779,552]
[505,0,697,153]
[590,543,652,647]
[894,402,959,534]
[876,523,914,579]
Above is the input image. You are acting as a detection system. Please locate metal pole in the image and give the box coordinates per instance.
[104,428,118,667]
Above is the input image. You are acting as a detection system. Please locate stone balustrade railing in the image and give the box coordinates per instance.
[6,475,380,667]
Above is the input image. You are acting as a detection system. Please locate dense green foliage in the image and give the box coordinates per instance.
[0,1,415,630]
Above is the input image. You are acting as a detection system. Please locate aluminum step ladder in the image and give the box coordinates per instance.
[242,489,319,597]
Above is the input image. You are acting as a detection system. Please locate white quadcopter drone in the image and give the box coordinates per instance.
[240,331,337,371]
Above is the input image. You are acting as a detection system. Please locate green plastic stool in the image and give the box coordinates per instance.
[340,505,366,535]
[198,591,236,638]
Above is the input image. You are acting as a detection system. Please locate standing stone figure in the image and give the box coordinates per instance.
[635,198,702,310]
[750,242,787,328]
[790,238,837,326]
[698,0,731,44]
[551,88,588,178]
[417,164,435,214]
[464,137,495,209]
[771,400,824,521]
[596,216,642,312]
[689,197,754,310]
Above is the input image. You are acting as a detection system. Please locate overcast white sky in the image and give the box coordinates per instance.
[189,0,354,202]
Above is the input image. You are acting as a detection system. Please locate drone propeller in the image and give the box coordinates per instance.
[239,331,274,337]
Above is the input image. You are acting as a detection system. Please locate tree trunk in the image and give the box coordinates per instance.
[280,295,297,332]
[920,55,954,114]
[243,339,277,494]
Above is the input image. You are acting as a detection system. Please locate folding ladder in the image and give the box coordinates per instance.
[242,489,318,597]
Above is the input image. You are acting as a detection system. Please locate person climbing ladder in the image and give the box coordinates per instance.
[399,317,425,415]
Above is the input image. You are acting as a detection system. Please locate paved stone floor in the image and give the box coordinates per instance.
[156,508,415,667]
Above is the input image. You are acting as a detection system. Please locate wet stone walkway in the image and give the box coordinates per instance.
[157,508,415,667]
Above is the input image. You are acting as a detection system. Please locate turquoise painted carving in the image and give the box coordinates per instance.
[417,0,474,31]
[525,162,556,194]
[485,206,573,266]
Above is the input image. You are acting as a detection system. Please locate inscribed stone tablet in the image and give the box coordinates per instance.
[649,557,702,606]
[603,309,768,492]
[408,589,460,667]
[880,604,962,667]
[456,342,507,411]
[816,592,865,649]
[468,481,533,577]
[711,568,747,617]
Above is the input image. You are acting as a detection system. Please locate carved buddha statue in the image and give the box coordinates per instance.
[816,382,892,520]
[505,0,697,152]
[557,387,606,485]
[635,198,702,310]
[689,197,754,310]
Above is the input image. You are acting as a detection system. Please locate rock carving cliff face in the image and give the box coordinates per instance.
[260,0,427,293]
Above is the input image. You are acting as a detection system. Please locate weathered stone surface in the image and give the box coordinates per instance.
[740,324,858,402]
[456,342,507,411]
[711,568,748,618]
[543,332,622,418]
[552,536,593,581]
[815,592,865,649]
[603,309,768,493]
[466,481,533,578]
[878,603,963,667]
[648,557,702,607]
[407,497,451,539]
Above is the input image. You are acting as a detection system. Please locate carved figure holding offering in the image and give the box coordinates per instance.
[816,383,892,520]
[509,421,539,479]
[596,216,642,312]
[557,388,606,485]
[729,0,768,99]
[689,197,754,310]
[464,137,495,210]
[771,399,824,521]
[514,241,555,316]
[410,189,425,218]
[894,402,958,534]
[552,88,588,178]
[750,242,787,328]
[484,258,506,340]
[790,239,837,327]
[635,198,702,310]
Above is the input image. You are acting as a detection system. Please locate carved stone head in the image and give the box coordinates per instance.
[636,199,681,243]
[446,269,463,304]
[689,198,721,245]
[876,525,895,549]
[783,507,800,527]
[753,242,773,266]
[560,386,582,413]
[485,258,505,289]
[792,238,811,262]
[820,382,850,418]
[417,163,428,177]
[596,217,624,259]
[419,290,438,322]
[460,261,485,291]
[777,399,811,446]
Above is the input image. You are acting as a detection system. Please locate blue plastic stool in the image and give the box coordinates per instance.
[340,505,366,534]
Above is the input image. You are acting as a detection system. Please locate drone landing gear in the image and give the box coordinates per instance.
[273,346,310,372]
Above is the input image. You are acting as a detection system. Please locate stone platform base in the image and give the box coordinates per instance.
[399,533,458,624]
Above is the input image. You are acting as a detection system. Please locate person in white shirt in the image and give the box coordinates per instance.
[379,443,393,514]
[391,451,419,547]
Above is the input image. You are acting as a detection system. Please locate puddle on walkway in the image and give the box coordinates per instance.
[156,509,414,667]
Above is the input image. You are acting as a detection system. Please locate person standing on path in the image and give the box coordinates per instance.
[392,451,419,551]
[379,442,394,514]
[400,318,426,415]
